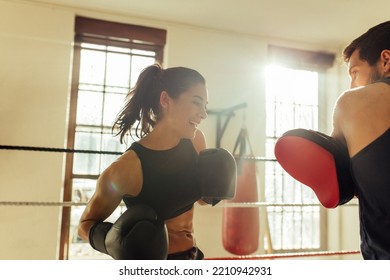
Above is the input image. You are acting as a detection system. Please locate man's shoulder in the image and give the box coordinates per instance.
[338,83,379,105]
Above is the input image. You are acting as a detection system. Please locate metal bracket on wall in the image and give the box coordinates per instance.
[207,102,247,148]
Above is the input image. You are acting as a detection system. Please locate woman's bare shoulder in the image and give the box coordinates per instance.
[98,149,142,197]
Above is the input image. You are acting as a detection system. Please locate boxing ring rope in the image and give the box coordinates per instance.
[0,144,276,161]
[0,144,361,260]
[0,201,359,207]
[206,250,361,260]
[0,144,122,155]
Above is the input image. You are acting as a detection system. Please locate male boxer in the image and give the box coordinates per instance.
[275,21,390,259]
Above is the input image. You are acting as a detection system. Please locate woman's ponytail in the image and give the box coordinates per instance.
[113,63,163,143]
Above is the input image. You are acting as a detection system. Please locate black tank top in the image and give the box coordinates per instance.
[351,128,390,259]
[123,139,201,220]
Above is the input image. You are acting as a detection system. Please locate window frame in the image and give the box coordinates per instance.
[59,16,166,260]
[262,45,335,254]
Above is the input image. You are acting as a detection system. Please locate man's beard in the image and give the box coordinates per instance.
[370,66,384,84]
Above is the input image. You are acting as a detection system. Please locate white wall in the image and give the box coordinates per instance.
[0,0,360,259]
[0,1,73,259]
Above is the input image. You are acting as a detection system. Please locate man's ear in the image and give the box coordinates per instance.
[381,50,390,72]
[160,91,170,109]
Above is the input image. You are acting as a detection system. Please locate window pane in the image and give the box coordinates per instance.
[106,52,131,87]
[103,93,126,127]
[72,178,96,202]
[130,56,156,87]
[302,207,320,247]
[76,91,103,126]
[274,104,294,135]
[73,131,101,175]
[79,49,106,85]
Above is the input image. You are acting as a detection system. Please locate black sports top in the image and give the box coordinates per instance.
[351,130,390,259]
[349,76,390,259]
[123,139,201,220]
[351,76,390,259]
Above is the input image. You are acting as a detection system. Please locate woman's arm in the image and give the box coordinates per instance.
[77,152,142,241]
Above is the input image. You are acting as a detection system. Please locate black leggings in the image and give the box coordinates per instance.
[167,247,204,260]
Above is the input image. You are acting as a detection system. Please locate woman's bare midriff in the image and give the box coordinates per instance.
[165,208,195,254]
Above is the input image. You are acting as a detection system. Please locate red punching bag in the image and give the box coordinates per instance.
[222,128,260,255]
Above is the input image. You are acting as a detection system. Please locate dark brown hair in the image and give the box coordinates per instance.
[113,63,206,143]
[343,21,390,65]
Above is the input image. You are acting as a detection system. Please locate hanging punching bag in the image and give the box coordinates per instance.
[222,128,260,255]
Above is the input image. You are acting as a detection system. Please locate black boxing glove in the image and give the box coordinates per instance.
[88,204,168,260]
[274,128,356,208]
[198,148,237,206]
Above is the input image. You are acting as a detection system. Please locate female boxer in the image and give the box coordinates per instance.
[78,64,208,259]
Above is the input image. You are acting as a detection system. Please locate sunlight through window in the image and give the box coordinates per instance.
[264,64,321,251]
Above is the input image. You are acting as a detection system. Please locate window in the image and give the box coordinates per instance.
[59,17,166,259]
[264,45,334,253]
